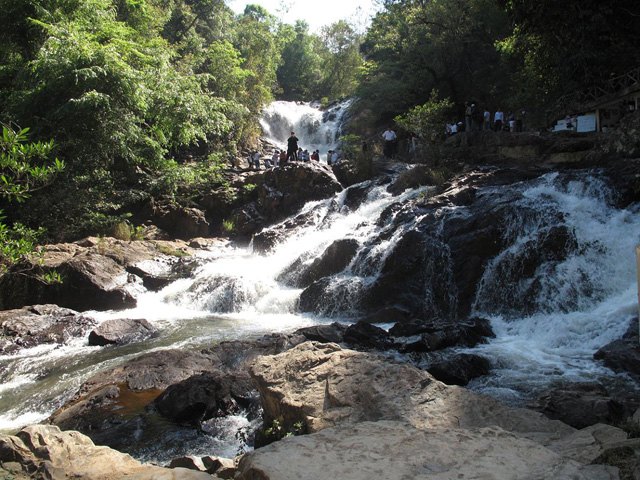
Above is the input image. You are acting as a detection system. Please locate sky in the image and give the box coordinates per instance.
[227,0,381,33]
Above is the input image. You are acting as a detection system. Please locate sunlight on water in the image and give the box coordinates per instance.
[468,173,640,403]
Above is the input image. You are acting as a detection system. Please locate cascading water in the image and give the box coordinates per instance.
[259,99,352,159]
[465,172,640,403]
[0,101,638,464]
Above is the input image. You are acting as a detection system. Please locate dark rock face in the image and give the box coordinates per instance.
[149,200,211,240]
[294,323,347,344]
[0,305,96,354]
[153,371,257,425]
[279,239,359,288]
[88,318,158,347]
[396,317,495,353]
[299,167,587,323]
[427,354,492,386]
[256,162,342,221]
[343,321,395,351]
[529,383,625,429]
[594,319,640,377]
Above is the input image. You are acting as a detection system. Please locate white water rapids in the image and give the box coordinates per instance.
[0,101,638,464]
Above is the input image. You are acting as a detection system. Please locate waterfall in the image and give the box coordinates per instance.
[1,101,639,460]
[259,99,352,159]
[466,172,639,403]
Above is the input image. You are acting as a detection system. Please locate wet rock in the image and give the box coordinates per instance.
[0,305,96,354]
[153,371,257,425]
[0,425,212,479]
[361,306,411,325]
[88,318,158,347]
[343,321,395,351]
[594,319,640,377]
[530,383,626,429]
[342,181,374,210]
[294,323,347,344]
[251,229,281,254]
[399,317,495,353]
[256,162,343,221]
[281,239,360,288]
[427,353,492,386]
[49,334,305,456]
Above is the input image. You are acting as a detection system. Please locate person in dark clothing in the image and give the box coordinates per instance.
[287,132,299,162]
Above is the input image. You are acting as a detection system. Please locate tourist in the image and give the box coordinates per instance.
[331,150,339,165]
[450,122,458,135]
[272,150,279,167]
[253,151,261,169]
[287,132,299,162]
[494,108,504,132]
[279,150,287,166]
[381,127,397,158]
[483,108,491,131]
[465,102,473,131]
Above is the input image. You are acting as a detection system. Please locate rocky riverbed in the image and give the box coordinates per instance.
[2,116,640,478]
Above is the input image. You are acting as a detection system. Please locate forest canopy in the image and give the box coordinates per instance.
[0,0,638,246]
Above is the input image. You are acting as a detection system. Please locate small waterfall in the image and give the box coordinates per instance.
[466,172,640,403]
[259,99,352,159]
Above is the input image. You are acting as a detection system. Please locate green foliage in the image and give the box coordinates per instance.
[495,0,640,117]
[0,123,63,279]
[0,125,64,201]
[221,219,234,234]
[358,0,511,123]
[264,418,305,442]
[394,91,454,139]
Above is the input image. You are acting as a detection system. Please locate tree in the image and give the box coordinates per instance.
[319,20,363,99]
[276,21,324,100]
[496,0,640,116]
[0,124,64,280]
[394,90,454,139]
[357,0,510,124]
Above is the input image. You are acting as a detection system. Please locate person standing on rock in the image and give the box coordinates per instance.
[287,132,299,162]
[381,127,397,158]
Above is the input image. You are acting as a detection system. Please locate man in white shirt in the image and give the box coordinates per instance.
[382,127,397,157]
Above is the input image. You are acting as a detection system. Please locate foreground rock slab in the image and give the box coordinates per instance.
[0,425,214,479]
[250,342,575,445]
[236,420,619,480]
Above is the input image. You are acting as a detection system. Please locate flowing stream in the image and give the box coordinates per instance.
[0,101,639,464]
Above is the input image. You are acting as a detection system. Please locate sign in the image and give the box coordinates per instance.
[577,114,597,132]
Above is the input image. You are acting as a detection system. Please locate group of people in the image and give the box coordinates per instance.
[446,103,527,137]
[236,131,339,170]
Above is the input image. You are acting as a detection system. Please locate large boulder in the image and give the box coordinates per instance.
[0,425,213,480]
[594,319,640,377]
[278,238,360,288]
[529,383,626,429]
[49,334,305,456]
[0,237,197,311]
[153,371,258,425]
[0,304,96,354]
[255,162,343,221]
[236,421,619,480]
[249,342,576,445]
[147,199,211,239]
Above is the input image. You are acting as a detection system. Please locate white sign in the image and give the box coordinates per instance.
[577,114,597,132]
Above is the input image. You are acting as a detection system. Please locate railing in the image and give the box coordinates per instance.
[547,66,640,124]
